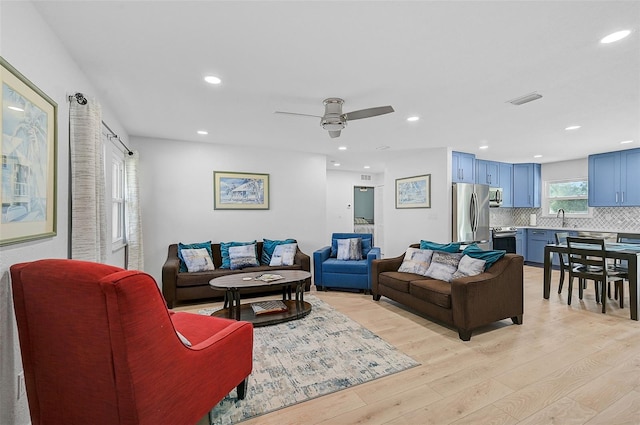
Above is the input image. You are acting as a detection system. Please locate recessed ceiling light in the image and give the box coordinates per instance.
[338,146,347,151]
[479,145,489,150]
[565,125,581,131]
[620,140,634,144]
[333,163,341,167]
[197,130,208,135]
[376,145,390,150]
[204,75,221,85]
[534,154,543,158]
[600,30,631,44]
[7,106,24,112]
[407,116,420,122]
[363,165,370,169]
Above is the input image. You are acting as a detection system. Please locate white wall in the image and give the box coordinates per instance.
[382,147,452,257]
[132,136,327,285]
[0,3,129,424]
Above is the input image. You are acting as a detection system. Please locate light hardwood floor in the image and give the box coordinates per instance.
[184,265,640,425]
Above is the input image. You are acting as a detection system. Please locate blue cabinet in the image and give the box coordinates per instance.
[476,160,513,207]
[452,151,475,183]
[515,228,526,258]
[513,163,541,207]
[526,228,576,265]
[588,148,640,207]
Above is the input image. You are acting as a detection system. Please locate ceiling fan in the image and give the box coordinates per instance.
[275,98,394,138]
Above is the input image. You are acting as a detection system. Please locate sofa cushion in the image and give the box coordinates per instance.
[420,240,461,253]
[261,238,296,265]
[462,243,506,270]
[322,258,367,274]
[181,248,215,272]
[178,241,213,272]
[377,271,419,293]
[337,238,362,260]
[424,251,463,282]
[220,240,257,269]
[398,248,433,276]
[269,243,297,266]
[452,255,486,280]
[229,244,260,270]
[410,279,452,309]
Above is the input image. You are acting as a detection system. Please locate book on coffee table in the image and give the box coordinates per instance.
[251,300,288,315]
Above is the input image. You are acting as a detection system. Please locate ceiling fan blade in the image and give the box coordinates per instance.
[343,106,394,121]
[328,130,341,138]
[274,111,322,118]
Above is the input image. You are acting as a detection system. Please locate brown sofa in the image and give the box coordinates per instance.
[371,245,523,341]
[162,241,311,308]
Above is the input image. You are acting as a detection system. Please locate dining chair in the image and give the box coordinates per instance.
[555,232,570,294]
[612,232,640,306]
[566,237,627,313]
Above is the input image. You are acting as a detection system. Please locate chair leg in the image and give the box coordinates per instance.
[578,277,584,300]
[558,269,565,294]
[567,277,573,305]
[601,280,607,314]
[617,281,625,309]
[237,378,248,400]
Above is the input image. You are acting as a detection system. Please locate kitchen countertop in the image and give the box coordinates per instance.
[517,226,623,233]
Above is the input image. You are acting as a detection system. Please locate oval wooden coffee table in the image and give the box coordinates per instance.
[209,270,312,327]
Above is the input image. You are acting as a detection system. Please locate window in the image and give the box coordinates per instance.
[543,178,591,217]
[111,153,125,245]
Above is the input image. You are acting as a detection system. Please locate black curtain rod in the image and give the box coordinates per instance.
[69,92,134,156]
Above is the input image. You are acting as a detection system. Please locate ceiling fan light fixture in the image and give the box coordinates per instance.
[507,92,542,106]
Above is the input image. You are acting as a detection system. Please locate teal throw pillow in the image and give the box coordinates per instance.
[462,243,506,270]
[420,240,461,253]
[261,238,296,265]
[220,240,257,269]
[177,241,213,272]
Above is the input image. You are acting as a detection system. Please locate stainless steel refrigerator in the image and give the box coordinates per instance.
[452,183,490,247]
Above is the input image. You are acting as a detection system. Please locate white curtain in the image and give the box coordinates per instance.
[69,98,107,262]
[125,152,144,270]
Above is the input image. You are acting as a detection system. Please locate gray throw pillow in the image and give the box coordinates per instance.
[269,243,298,266]
[180,248,215,272]
[229,243,259,270]
[337,238,362,260]
[452,255,486,280]
[424,251,463,282]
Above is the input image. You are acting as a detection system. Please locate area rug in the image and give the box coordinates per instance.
[198,295,419,424]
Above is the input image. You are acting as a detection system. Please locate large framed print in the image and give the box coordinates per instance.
[1,57,57,245]
[396,174,431,209]
[214,171,269,210]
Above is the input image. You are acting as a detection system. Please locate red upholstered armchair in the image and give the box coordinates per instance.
[10,259,253,425]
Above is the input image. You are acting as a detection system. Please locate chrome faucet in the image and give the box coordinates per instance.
[557,209,567,228]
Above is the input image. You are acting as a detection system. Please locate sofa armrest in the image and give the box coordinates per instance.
[313,246,331,286]
[366,247,381,289]
[370,252,406,297]
[294,246,311,272]
[450,254,524,332]
[162,244,181,308]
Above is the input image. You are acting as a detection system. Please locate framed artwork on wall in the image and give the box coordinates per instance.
[1,57,57,245]
[395,174,431,209]
[213,171,269,210]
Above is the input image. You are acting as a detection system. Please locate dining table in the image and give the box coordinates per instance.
[543,242,640,320]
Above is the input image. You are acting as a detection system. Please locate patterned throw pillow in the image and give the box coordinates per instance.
[269,243,298,266]
[261,238,296,265]
[451,255,486,280]
[180,248,215,272]
[424,251,463,282]
[177,241,213,272]
[398,248,434,276]
[229,244,259,270]
[220,240,257,269]
[337,238,362,261]
[331,236,372,258]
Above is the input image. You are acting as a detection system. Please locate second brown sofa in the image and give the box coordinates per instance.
[371,244,524,341]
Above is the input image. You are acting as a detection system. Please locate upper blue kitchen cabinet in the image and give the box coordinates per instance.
[452,151,475,183]
[476,160,513,207]
[513,163,541,207]
[588,148,640,207]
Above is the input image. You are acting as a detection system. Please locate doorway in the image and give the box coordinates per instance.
[353,186,374,233]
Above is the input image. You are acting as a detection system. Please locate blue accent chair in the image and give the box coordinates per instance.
[313,233,381,292]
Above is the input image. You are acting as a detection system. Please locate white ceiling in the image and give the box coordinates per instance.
[32,0,640,173]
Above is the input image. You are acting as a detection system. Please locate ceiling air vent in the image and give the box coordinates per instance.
[507,92,542,106]
[361,175,372,181]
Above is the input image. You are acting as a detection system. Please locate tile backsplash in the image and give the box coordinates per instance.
[490,207,640,232]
